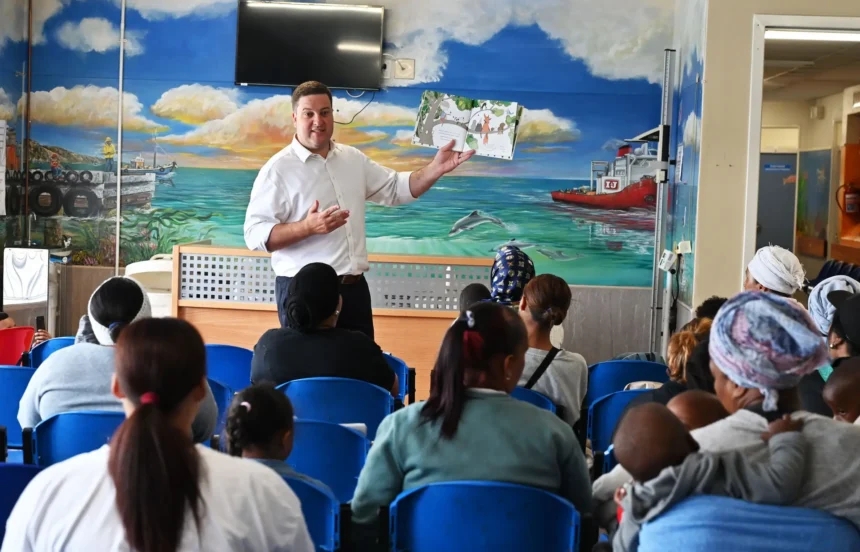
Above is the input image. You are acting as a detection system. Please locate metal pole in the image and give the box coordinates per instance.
[114,0,127,275]
[649,49,676,353]
[23,0,32,241]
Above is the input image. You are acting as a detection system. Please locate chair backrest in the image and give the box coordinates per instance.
[389,481,580,552]
[204,344,253,393]
[638,496,860,552]
[0,464,42,543]
[287,420,370,504]
[207,378,234,442]
[0,327,35,366]
[283,476,340,552]
[383,353,408,403]
[510,386,557,413]
[587,389,649,453]
[603,444,617,473]
[0,366,37,448]
[585,361,668,407]
[29,337,75,369]
[32,411,125,466]
[277,377,393,440]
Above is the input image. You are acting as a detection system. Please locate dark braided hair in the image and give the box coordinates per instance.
[225,383,294,456]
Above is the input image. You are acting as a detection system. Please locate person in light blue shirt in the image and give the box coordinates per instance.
[225,383,331,493]
[350,302,592,526]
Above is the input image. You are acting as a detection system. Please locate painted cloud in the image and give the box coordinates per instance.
[24,85,167,132]
[152,84,240,124]
[56,18,145,56]
[0,88,15,121]
[683,110,699,151]
[325,0,673,85]
[0,0,66,48]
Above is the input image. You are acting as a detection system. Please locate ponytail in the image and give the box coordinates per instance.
[422,302,526,439]
[109,318,207,552]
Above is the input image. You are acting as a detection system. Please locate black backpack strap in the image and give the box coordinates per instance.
[524,347,560,389]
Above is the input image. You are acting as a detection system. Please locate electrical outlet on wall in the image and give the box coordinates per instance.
[381,61,392,80]
[394,58,415,79]
[677,240,692,254]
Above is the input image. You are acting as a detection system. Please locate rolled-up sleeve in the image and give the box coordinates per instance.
[363,155,415,206]
[244,169,290,252]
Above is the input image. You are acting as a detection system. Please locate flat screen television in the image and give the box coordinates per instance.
[235,1,384,90]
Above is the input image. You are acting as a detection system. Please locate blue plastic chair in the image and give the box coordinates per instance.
[283,476,340,552]
[287,420,370,504]
[207,378,234,445]
[383,353,408,403]
[588,389,649,454]
[389,481,580,552]
[0,464,42,542]
[205,344,253,393]
[29,337,74,369]
[584,361,668,407]
[277,377,394,440]
[30,411,125,466]
[638,496,860,552]
[0,366,37,449]
[510,387,557,413]
[603,444,617,473]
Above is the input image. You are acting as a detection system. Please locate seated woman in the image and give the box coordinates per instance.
[17,276,217,443]
[802,275,860,416]
[350,302,591,527]
[516,274,587,425]
[251,262,397,394]
[593,291,860,531]
[3,318,313,550]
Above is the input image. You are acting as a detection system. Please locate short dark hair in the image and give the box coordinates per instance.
[685,336,715,393]
[695,296,728,320]
[291,81,332,111]
[226,383,294,456]
[459,283,491,315]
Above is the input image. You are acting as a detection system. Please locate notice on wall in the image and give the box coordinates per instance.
[763,163,793,172]
[0,119,6,216]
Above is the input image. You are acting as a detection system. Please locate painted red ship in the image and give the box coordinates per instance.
[551,130,659,210]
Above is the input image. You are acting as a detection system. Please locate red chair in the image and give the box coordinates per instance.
[0,327,35,365]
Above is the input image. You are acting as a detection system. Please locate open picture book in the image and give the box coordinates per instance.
[411,91,524,160]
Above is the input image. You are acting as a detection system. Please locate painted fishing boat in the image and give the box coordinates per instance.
[551,129,659,210]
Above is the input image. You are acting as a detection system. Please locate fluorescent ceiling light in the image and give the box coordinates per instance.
[245,1,378,13]
[765,29,860,42]
[337,42,380,54]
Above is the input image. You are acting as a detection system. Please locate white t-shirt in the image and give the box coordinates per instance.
[1,445,314,552]
[517,347,588,425]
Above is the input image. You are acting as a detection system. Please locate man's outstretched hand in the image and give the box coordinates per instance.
[430,139,475,176]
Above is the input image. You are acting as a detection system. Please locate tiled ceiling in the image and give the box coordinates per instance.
[763,38,860,101]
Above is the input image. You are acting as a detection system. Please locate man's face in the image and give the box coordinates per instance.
[292,94,334,153]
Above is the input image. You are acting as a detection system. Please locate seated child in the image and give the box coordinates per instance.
[612,403,807,552]
[459,283,491,315]
[225,383,332,493]
[822,358,860,424]
[666,390,729,431]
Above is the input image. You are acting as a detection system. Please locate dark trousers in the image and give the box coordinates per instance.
[276,274,375,339]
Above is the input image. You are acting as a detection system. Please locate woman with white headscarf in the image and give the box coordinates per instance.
[744,245,806,297]
[17,276,217,442]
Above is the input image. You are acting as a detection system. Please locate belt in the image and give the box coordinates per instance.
[339,274,362,285]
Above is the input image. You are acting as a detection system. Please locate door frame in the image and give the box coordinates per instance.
[744,15,860,269]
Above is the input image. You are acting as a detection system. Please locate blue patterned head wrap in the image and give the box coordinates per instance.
[490,246,535,305]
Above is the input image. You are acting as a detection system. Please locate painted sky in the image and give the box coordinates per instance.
[0,0,670,177]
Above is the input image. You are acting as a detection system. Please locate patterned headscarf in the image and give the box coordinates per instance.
[709,291,828,411]
[490,246,535,305]
[808,275,860,337]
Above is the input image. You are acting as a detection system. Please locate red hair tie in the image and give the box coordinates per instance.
[140,392,159,406]
[463,330,484,362]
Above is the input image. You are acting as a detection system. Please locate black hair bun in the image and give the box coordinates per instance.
[286,296,314,330]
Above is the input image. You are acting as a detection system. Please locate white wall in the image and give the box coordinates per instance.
[761,126,799,153]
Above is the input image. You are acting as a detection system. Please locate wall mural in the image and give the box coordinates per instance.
[665,0,706,306]
[796,149,831,242]
[1,0,674,287]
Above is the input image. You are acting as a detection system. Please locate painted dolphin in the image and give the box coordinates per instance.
[537,248,583,261]
[489,238,538,251]
[449,210,506,236]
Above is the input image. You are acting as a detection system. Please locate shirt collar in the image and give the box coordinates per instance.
[467,388,508,397]
[291,137,336,163]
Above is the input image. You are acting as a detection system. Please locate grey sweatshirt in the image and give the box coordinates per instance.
[593,411,860,531]
[613,432,807,552]
[17,343,218,443]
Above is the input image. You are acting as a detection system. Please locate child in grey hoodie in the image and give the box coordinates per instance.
[612,403,807,552]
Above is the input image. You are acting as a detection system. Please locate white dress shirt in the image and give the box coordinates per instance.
[1,445,314,552]
[244,139,415,277]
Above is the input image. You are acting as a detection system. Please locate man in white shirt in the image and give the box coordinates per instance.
[245,81,473,338]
